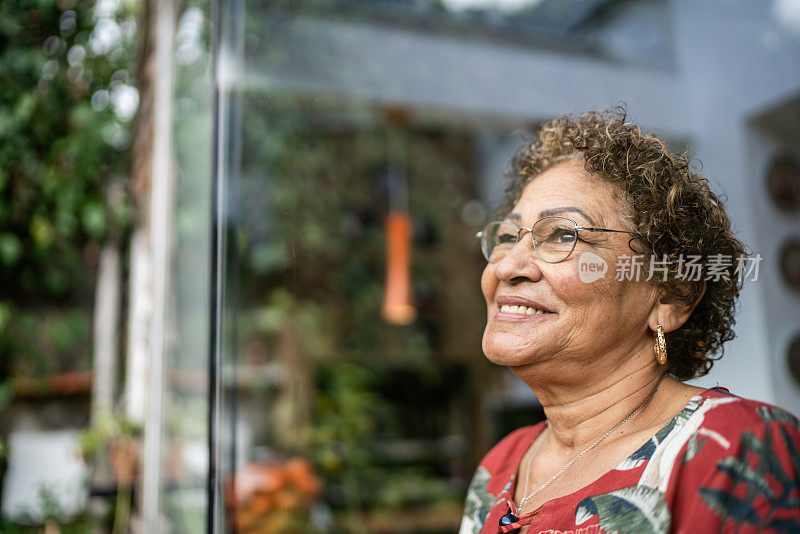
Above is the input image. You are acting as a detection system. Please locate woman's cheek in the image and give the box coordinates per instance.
[554,260,617,302]
[480,265,497,310]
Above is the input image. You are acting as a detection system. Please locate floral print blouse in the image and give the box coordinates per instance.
[459,387,800,534]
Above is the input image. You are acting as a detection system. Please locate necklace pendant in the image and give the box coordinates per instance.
[499,512,520,532]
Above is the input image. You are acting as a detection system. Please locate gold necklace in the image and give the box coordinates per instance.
[517,373,667,512]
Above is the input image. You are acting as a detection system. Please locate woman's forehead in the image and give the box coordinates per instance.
[512,162,627,224]
[506,206,597,226]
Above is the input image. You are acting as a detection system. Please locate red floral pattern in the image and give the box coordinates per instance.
[459,388,800,534]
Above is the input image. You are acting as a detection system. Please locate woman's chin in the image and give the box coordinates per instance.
[481,333,544,367]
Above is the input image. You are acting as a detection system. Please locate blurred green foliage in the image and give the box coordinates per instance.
[239,96,480,365]
[0,0,136,381]
[0,485,101,532]
[236,92,483,526]
[76,409,141,460]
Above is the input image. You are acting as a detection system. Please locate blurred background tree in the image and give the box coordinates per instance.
[0,1,139,528]
[0,0,136,390]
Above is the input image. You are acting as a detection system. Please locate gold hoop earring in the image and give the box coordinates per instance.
[654,324,667,365]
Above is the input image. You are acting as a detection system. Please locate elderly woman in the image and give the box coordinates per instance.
[460,109,800,534]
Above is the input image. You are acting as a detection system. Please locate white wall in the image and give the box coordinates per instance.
[671,0,800,411]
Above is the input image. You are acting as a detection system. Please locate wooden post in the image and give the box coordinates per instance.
[92,243,120,424]
[139,0,177,530]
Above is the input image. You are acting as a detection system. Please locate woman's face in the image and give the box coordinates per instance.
[481,160,659,370]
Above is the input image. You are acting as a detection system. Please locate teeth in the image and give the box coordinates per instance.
[500,304,547,315]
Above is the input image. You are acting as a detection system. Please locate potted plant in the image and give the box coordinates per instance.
[77,411,141,534]
[77,412,141,478]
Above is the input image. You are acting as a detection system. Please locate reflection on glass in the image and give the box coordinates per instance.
[164,0,213,530]
[216,0,679,531]
[225,92,491,531]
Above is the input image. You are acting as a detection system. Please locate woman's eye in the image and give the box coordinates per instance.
[547,227,576,244]
[497,232,517,244]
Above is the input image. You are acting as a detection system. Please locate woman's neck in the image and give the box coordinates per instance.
[517,355,669,456]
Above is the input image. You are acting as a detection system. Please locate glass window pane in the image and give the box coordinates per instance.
[213,3,547,532]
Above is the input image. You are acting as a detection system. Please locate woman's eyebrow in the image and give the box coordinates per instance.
[538,206,597,226]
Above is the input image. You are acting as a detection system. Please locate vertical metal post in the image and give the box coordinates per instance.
[209,0,244,532]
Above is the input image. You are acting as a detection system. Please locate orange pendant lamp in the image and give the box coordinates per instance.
[381,120,416,325]
[382,210,415,324]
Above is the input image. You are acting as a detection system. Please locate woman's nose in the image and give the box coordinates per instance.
[493,234,544,283]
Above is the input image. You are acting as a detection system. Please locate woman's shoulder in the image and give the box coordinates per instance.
[693,386,800,436]
[654,385,800,491]
[657,387,800,530]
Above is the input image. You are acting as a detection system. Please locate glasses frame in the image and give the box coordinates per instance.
[476,216,642,264]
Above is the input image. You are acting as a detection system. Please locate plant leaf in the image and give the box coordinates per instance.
[698,487,760,524]
[778,426,800,486]
[741,431,789,487]
[716,457,774,498]
[757,406,800,427]
[766,517,800,532]
[462,466,495,533]
[576,485,670,533]
[681,433,708,464]
[762,429,793,487]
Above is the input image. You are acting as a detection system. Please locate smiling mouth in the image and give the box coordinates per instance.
[498,304,554,316]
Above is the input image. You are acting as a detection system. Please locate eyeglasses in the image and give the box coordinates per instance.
[476,216,641,263]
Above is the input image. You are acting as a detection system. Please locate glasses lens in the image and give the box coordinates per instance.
[531,217,577,262]
[482,221,519,262]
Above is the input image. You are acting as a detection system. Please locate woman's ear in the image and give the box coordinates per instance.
[648,281,707,333]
